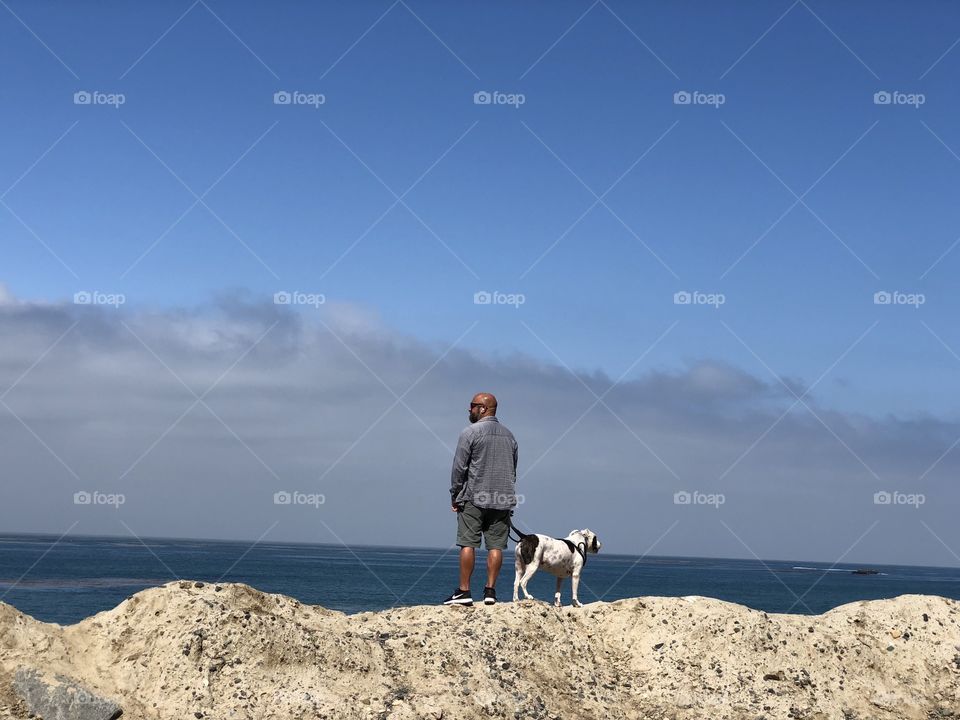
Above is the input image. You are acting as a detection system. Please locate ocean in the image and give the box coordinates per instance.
[1,533,959,625]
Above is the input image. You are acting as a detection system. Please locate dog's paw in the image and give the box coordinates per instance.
[571,599,583,608]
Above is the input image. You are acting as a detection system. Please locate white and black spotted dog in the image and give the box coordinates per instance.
[512,529,601,607]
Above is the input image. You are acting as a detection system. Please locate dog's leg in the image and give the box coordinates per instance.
[513,557,524,602]
[518,562,539,600]
[571,570,582,608]
[553,577,562,607]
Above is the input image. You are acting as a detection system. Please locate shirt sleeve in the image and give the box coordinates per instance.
[512,437,518,478]
[450,429,472,499]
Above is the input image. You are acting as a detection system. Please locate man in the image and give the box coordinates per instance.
[443,392,518,606]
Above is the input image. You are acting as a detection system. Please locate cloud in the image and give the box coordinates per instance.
[0,287,957,567]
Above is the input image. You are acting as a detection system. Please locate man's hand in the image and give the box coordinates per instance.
[451,503,461,513]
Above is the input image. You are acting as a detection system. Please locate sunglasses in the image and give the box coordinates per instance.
[470,403,486,409]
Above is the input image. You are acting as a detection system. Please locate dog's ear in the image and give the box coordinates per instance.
[591,535,599,553]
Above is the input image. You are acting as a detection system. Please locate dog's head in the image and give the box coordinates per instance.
[569,529,602,554]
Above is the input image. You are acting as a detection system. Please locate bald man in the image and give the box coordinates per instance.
[444,392,519,606]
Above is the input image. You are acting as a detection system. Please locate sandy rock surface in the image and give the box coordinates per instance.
[1,581,958,719]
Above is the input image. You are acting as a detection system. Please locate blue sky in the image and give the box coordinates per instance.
[2,2,960,563]
[3,1,960,419]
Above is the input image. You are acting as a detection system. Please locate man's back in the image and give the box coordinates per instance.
[450,416,518,510]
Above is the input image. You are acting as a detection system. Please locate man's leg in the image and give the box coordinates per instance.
[455,503,482,593]
[458,546,475,590]
[486,548,502,588]
[483,508,509,588]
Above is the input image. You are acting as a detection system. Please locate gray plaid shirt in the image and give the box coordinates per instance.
[450,416,518,510]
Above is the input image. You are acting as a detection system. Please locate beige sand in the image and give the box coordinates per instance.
[1,581,958,719]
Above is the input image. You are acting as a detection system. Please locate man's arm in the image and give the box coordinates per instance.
[511,437,519,508]
[450,429,472,507]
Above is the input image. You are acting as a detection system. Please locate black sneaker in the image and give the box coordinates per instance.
[443,588,473,606]
[483,587,496,605]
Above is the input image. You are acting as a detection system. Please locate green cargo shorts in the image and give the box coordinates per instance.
[456,501,511,550]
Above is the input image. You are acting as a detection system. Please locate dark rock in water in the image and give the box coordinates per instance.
[851,569,880,575]
[13,667,122,720]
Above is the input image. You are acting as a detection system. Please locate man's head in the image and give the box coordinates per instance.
[468,392,498,423]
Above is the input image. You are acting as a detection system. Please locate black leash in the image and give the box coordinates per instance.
[506,511,528,544]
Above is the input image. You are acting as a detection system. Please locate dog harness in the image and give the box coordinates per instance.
[560,538,588,567]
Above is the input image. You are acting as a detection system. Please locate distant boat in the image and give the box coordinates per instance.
[789,566,884,576]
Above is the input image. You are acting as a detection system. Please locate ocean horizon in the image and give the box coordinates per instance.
[2,532,959,625]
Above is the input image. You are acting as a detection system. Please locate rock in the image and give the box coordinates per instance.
[2,584,959,720]
[13,667,122,720]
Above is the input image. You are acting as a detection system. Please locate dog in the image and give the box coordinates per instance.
[512,529,601,607]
